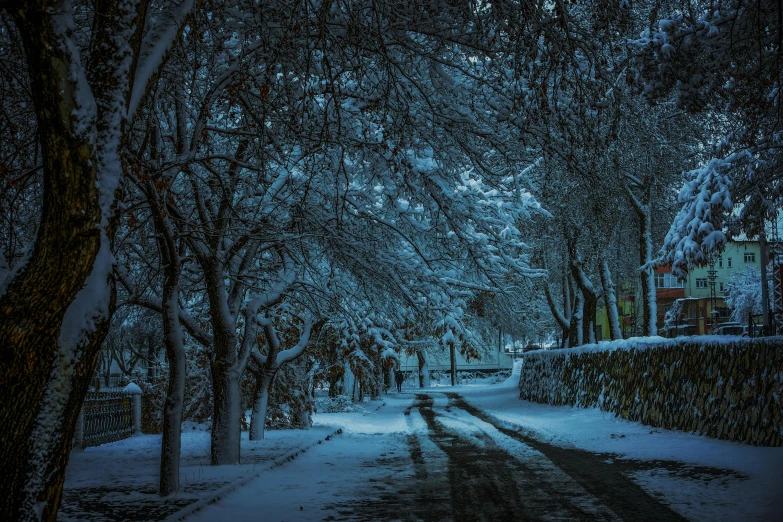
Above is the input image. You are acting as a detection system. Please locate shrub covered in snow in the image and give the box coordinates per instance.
[314,395,365,413]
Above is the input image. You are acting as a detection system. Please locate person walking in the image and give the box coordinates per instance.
[394,369,404,393]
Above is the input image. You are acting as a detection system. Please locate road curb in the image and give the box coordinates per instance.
[164,427,344,521]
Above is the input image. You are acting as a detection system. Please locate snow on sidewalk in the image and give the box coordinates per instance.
[184,394,425,522]
[455,381,783,521]
[59,423,339,521]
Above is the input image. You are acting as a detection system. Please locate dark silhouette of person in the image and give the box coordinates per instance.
[395,369,404,393]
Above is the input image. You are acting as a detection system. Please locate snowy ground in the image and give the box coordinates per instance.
[61,378,783,521]
[60,424,340,521]
[455,379,783,521]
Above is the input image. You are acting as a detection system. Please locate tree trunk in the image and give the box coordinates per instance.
[201,260,242,465]
[0,312,112,521]
[0,68,105,522]
[571,257,599,346]
[544,279,570,348]
[416,348,430,388]
[0,1,186,515]
[159,284,186,495]
[152,203,186,496]
[583,293,597,344]
[210,363,242,465]
[249,371,274,441]
[372,358,383,399]
[386,364,394,393]
[249,317,316,438]
[569,292,584,347]
[343,362,356,400]
[639,206,658,336]
[328,365,340,397]
[600,258,623,340]
[0,3,138,517]
[292,365,312,428]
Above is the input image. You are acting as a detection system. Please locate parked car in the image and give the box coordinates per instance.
[714,323,748,336]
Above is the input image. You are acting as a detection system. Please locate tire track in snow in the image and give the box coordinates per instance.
[445,392,687,522]
[414,394,615,521]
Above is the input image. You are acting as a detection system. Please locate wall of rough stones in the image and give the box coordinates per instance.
[518,336,783,446]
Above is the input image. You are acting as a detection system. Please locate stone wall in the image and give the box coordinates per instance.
[518,337,783,446]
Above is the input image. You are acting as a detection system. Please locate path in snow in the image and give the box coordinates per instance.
[184,388,759,521]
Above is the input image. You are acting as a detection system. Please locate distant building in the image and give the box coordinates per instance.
[656,241,764,335]
[597,240,779,338]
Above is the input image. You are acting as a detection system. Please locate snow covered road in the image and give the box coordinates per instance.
[182,385,780,521]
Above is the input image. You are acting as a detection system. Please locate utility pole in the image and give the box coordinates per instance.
[771,213,783,335]
[449,341,456,386]
[708,253,718,333]
[760,225,770,334]
[498,326,502,371]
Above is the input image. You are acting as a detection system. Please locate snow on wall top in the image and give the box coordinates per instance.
[524,335,783,358]
[123,382,143,395]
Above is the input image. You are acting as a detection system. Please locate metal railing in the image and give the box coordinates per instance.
[91,374,154,392]
[77,392,135,448]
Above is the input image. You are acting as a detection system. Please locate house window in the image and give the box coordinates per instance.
[727,258,732,268]
[696,278,708,288]
[718,256,723,268]
[744,252,756,263]
[655,273,685,289]
[719,282,726,293]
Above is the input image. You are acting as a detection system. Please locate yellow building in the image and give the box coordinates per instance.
[663,241,763,335]
[596,240,767,338]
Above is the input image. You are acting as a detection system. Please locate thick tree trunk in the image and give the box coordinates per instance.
[210,363,242,464]
[600,258,623,340]
[159,285,186,495]
[201,260,243,465]
[0,52,104,522]
[0,312,112,521]
[0,1,188,515]
[0,3,140,517]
